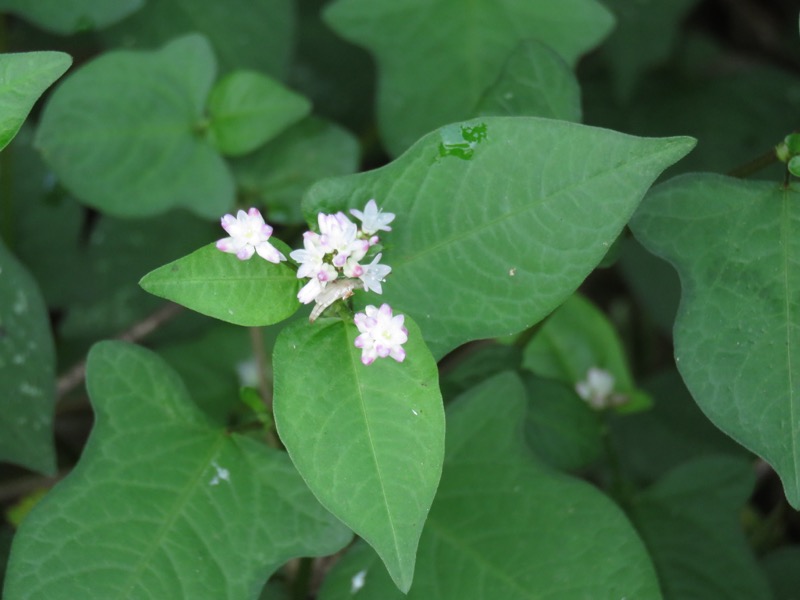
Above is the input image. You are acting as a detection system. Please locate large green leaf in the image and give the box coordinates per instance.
[475,40,581,122]
[35,34,233,218]
[0,0,142,34]
[630,457,771,600]
[273,317,444,592]
[102,0,293,79]
[4,341,351,600]
[630,174,800,507]
[140,243,299,327]
[305,117,695,358]
[207,70,311,157]
[325,0,613,154]
[761,547,800,600]
[0,241,55,475]
[318,372,661,599]
[0,51,71,152]
[232,117,360,225]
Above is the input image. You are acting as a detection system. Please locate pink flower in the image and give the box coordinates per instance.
[216,208,286,263]
[354,304,408,365]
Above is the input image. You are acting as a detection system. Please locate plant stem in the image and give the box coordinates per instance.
[728,147,779,179]
[248,326,280,449]
[290,557,313,600]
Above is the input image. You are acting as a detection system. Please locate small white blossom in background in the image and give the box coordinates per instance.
[290,200,394,307]
[216,208,286,263]
[575,367,627,410]
[354,304,408,365]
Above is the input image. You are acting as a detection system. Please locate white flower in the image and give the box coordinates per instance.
[216,208,286,263]
[350,199,395,235]
[354,303,408,365]
[359,253,391,294]
[575,367,618,410]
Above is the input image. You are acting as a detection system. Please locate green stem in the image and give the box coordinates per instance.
[599,418,634,509]
[249,326,279,449]
[290,557,313,600]
[727,147,779,179]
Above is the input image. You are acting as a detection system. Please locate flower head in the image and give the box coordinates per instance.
[350,199,395,236]
[575,367,625,410]
[216,208,286,263]
[354,304,408,365]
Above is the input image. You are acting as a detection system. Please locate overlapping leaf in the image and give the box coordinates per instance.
[0,242,55,475]
[0,0,142,34]
[273,317,444,592]
[630,457,771,599]
[4,341,351,600]
[630,174,800,507]
[0,51,70,151]
[305,117,695,358]
[325,0,613,154]
[318,372,661,599]
[35,34,233,218]
[140,243,299,327]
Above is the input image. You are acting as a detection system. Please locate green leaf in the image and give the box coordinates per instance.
[611,370,749,484]
[600,0,701,99]
[208,70,311,157]
[318,372,662,599]
[273,317,444,592]
[522,292,650,413]
[4,341,351,599]
[630,457,771,600]
[630,174,800,507]
[761,547,800,600]
[789,155,800,178]
[101,0,294,79]
[523,373,604,471]
[325,0,613,154]
[232,117,360,225]
[140,243,299,327]
[0,0,142,34]
[0,51,71,152]
[475,40,581,122]
[35,34,234,219]
[305,117,695,358]
[0,241,56,475]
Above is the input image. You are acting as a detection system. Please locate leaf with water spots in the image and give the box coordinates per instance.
[0,242,56,475]
[273,316,444,593]
[324,0,613,154]
[630,174,800,507]
[317,372,662,600]
[304,116,695,358]
[4,341,351,599]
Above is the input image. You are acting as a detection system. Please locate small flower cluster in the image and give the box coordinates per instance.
[216,200,408,366]
[290,200,393,305]
[575,367,627,410]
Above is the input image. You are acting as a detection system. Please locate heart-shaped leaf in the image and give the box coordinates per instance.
[35,34,233,218]
[0,51,71,152]
[325,0,613,154]
[305,117,695,358]
[273,316,444,592]
[630,173,800,507]
[140,243,300,327]
[4,341,351,600]
[318,372,662,599]
[207,70,311,157]
[0,241,56,475]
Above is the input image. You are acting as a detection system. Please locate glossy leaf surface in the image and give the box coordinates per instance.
[305,117,695,358]
[140,243,299,327]
[35,34,233,218]
[273,317,444,592]
[325,0,613,154]
[207,70,310,157]
[0,51,71,152]
[631,457,771,600]
[0,242,55,474]
[4,341,351,600]
[318,372,661,599]
[631,174,800,506]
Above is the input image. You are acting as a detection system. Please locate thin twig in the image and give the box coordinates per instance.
[56,302,183,397]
